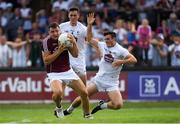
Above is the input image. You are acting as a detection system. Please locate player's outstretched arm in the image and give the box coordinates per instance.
[86,13,102,58]
[86,13,98,48]
[86,13,94,43]
[67,34,79,58]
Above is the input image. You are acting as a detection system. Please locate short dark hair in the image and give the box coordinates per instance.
[69,7,79,12]
[48,22,59,29]
[104,31,116,38]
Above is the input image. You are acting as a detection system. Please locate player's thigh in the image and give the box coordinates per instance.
[50,80,64,93]
[72,66,86,85]
[107,90,123,105]
[78,74,87,86]
[69,79,87,95]
[87,82,98,96]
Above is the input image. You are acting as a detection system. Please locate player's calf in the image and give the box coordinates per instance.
[91,100,105,114]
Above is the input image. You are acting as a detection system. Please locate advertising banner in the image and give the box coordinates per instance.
[0,72,51,101]
[128,71,180,100]
[0,71,128,102]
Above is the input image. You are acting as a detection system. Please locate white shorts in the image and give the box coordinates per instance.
[91,76,119,92]
[47,68,80,85]
[72,65,86,76]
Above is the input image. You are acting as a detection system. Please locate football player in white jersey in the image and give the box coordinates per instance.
[63,13,137,115]
[59,7,87,82]
[59,7,92,115]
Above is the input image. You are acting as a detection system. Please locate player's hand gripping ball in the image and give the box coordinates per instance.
[58,33,72,47]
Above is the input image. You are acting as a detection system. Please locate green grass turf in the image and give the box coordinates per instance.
[0,101,180,123]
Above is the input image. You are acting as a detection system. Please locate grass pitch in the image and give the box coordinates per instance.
[0,101,180,124]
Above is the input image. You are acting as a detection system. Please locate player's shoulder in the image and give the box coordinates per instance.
[43,35,51,41]
[116,43,129,54]
[116,43,125,49]
[42,35,51,43]
[77,22,87,29]
[59,21,70,27]
[42,35,52,50]
[98,41,106,47]
[98,41,105,45]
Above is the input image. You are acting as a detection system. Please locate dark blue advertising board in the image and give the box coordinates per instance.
[128,71,180,100]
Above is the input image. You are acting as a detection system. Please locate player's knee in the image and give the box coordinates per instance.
[79,89,88,99]
[113,102,123,110]
[53,91,63,99]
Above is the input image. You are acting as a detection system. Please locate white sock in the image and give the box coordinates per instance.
[67,104,74,113]
[100,103,108,109]
[56,106,62,109]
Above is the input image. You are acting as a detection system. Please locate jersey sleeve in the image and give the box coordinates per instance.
[59,23,62,29]
[42,37,49,52]
[97,41,106,55]
[97,41,104,49]
[119,45,129,59]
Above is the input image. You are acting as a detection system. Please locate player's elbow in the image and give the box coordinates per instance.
[127,54,137,64]
[71,51,78,58]
[130,55,137,64]
[74,50,78,57]
[133,57,137,64]
[72,49,79,58]
[72,54,78,58]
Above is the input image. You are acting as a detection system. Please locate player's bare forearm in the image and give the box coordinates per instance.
[86,25,99,50]
[87,24,101,57]
[121,54,137,65]
[124,54,137,64]
[87,24,93,43]
[112,54,137,67]
[68,34,78,57]
[86,13,96,47]
[42,45,65,65]
[42,51,60,65]
[69,42,78,58]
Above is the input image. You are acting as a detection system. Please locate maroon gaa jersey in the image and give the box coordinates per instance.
[42,36,70,73]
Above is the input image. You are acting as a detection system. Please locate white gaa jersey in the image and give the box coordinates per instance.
[95,42,129,81]
[59,21,87,68]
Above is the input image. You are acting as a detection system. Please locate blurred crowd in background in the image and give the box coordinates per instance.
[0,0,180,69]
